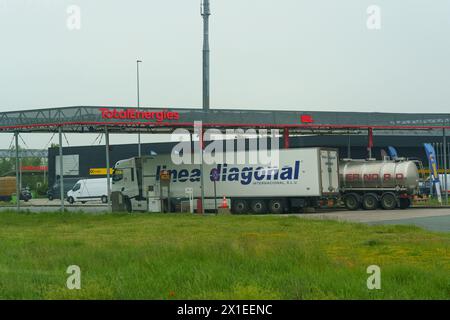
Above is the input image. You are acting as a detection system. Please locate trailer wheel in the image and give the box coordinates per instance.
[251,199,267,214]
[232,199,248,214]
[399,198,411,209]
[344,193,360,211]
[362,193,378,210]
[381,193,397,210]
[269,199,285,214]
[101,195,108,204]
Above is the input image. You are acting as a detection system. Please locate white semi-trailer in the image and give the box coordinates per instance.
[111,148,340,213]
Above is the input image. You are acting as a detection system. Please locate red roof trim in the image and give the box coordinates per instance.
[0,121,445,131]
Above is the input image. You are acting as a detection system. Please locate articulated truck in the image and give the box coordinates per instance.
[111,147,421,213]
[112,148,340,213]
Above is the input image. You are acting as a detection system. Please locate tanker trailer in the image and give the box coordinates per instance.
[339,159,420,210]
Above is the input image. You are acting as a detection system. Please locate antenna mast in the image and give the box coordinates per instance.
[201,0,210,111]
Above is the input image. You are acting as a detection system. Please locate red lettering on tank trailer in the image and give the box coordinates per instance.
[346,174,360,181]
[363,174,379,181]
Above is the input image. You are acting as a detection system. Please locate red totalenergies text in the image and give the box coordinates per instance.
[99,108,180,122]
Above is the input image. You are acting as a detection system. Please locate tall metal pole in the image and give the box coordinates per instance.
[58,127,65,212]
[14,132,20,211]
[201,0,210,111]
[443,128,448,205]
[105,126,112,212]
[137,59,142,157]
[347,133,351,158]
[199,0,211,213]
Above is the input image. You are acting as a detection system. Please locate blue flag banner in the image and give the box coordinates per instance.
[387,146,398,159]
[424,143,442,203]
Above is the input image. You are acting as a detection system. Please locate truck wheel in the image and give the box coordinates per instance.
[232,199,248,214]
[67,197,74,204]
[399,198,411,209]
[344,194,360,210]
[269,199,285,214]
[251,199,267,214]
[101,195,108,204]
[48,195,53,201]
[381,193,397,210]
[362,193,378,210]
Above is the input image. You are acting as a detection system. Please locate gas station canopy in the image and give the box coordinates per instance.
[1,106,450,134]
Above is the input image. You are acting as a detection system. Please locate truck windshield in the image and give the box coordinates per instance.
[112,169,123,182]
[72,183,81,191]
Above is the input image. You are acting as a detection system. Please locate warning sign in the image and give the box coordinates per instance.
[89,168,113,175]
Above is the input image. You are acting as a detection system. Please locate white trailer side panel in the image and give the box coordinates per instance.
[140,148,338,199]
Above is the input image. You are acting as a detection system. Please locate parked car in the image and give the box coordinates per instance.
[47,177,80,200]
[418,177,432,196]
[67,178,110,204]
[419,175,450,196]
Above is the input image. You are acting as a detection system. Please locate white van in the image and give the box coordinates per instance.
[67,178,111,204]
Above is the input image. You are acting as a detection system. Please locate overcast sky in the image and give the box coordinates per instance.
[0,0,449,148]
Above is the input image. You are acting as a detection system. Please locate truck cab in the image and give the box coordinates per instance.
[112,157,147,212]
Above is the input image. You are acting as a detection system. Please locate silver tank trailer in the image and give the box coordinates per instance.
[339,159,420,194]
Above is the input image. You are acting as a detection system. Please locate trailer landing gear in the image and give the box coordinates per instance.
[399,198,411,209]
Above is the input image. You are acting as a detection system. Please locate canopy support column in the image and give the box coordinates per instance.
[283,128,290,149]
[443,128,448,205]
[105,126,112,212]
[14,132,20,211]
[58,127,65,212]
[200,126,205,214]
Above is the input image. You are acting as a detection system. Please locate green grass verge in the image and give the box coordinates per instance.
[0,211,449,300]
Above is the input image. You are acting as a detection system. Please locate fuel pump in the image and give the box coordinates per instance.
[159,170,171,213]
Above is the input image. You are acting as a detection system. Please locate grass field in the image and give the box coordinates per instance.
[0,211,449,300]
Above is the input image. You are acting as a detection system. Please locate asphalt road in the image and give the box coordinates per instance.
[0,198,109,213]
[296,207,450,232]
